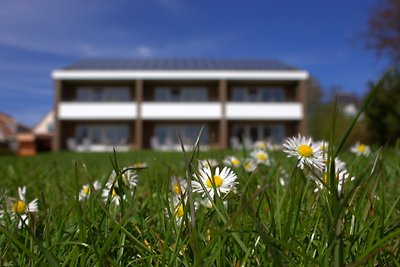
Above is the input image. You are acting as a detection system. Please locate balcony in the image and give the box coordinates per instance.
[141,102,221,120]
[226,103,303,120]
[59,102,137,120]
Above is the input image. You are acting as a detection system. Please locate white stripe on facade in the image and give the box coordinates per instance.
[141,103,221,120]
[52,70,309,80]
[226,103,303,120]
[59,103,137,120]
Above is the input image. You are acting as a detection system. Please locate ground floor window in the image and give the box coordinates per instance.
[231,124,285,143]
[154,124,209,146]
[75,124,129,145]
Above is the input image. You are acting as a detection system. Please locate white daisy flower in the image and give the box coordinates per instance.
[108,168,138,190]
[192,166,238,199]
[350,142,371,156]
[102,184,123,206]
[79,180,101,201]
[243,159,257,173]
[198,159,218,170]
[102,168,138,205]
[7,187,38,228]
[199,198,228,209]
[314,158,354,193]
[250,149,271,166]
[170,176,187,197]
[223,156,241,167]
[283,134,325,171]
[254,140,267,150]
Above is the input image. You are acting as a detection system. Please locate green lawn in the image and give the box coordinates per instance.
[0,145,399,266]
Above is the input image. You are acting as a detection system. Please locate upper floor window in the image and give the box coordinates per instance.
[154,86,208,102]
[231,87,285,102]
[76,87,131,102]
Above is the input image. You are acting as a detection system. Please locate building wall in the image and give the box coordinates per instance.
[54,77,307,151]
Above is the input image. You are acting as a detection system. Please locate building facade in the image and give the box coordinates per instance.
[52,59,308,151]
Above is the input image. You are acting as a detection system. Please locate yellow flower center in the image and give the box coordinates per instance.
[173,184,182,195]
[13,200,27,214]
[357,144,366,153]
[257,143,266,149]
[83,186,90,196]
[206,175,223,188]
[112,188,118,197]
[257,152,267,161]
[231,158,240,166]
[176,204,184,218]
[297,144,313,157]
[323,173,328,184]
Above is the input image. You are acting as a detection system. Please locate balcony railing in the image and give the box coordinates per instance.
[226,103,303,120]
[59,103,137,120]
[141,102,221,120]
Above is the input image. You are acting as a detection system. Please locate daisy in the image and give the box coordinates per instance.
[108,168,138,189]
[102,168,138,205]
[223,156,241,167]
[7,187,38,228]
[254,140,267,150]
[243,159,257,173]
[102,183,123,206]
[170,176,187,197]
[192,166,238,199]
[314,158,354,193]
[350,142,371,156]
[198,159,218,170]
[171,195,186,225]
[79,180,101,201]
[250,149,271,165]
[283,134,325,171]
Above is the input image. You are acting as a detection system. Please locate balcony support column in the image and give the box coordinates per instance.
[53,80,62,151]
[218,79,228,149]
[297,79,307,135]
[135,80,143,149]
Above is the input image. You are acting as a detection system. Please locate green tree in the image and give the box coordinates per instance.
[364,69,400,145]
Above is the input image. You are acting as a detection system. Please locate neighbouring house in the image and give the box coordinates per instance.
[0,113,17,153]
[33,110,54,151]
[52,58,308,152]
[0,113,36,155]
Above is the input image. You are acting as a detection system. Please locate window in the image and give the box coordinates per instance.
[230,86,285,102]
[76,87,131,102]
[154,124,209,145]
[231,124,286,144]
[154,86,208,102]
[75,125,129,145]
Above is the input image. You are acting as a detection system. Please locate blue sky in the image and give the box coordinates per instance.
[0,0,389,126]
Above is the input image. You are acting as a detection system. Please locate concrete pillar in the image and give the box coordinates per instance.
[135,80,143,149]
[53,80,61,151]
[297,79,308,135]
[218,80,228,149]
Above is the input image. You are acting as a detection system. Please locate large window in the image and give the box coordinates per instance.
[231,87,284,102]
[76,87,131,102]
[154,124,209,145]
[154,86,208,102]
[75,124,129,145]
[231,124,285,143]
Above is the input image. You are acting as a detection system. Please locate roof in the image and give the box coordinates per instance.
[64,58,298,71]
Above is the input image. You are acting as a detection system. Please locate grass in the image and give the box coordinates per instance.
[0,142,399,266]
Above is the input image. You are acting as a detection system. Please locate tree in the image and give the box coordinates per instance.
[363,0,400,63]
[364,69,400,145]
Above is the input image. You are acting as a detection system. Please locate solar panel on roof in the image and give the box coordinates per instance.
[65,58,297,71]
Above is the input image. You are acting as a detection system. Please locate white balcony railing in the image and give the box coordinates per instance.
[141,102,221,120]
[59,102,137,120]
[226,103,303,120]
